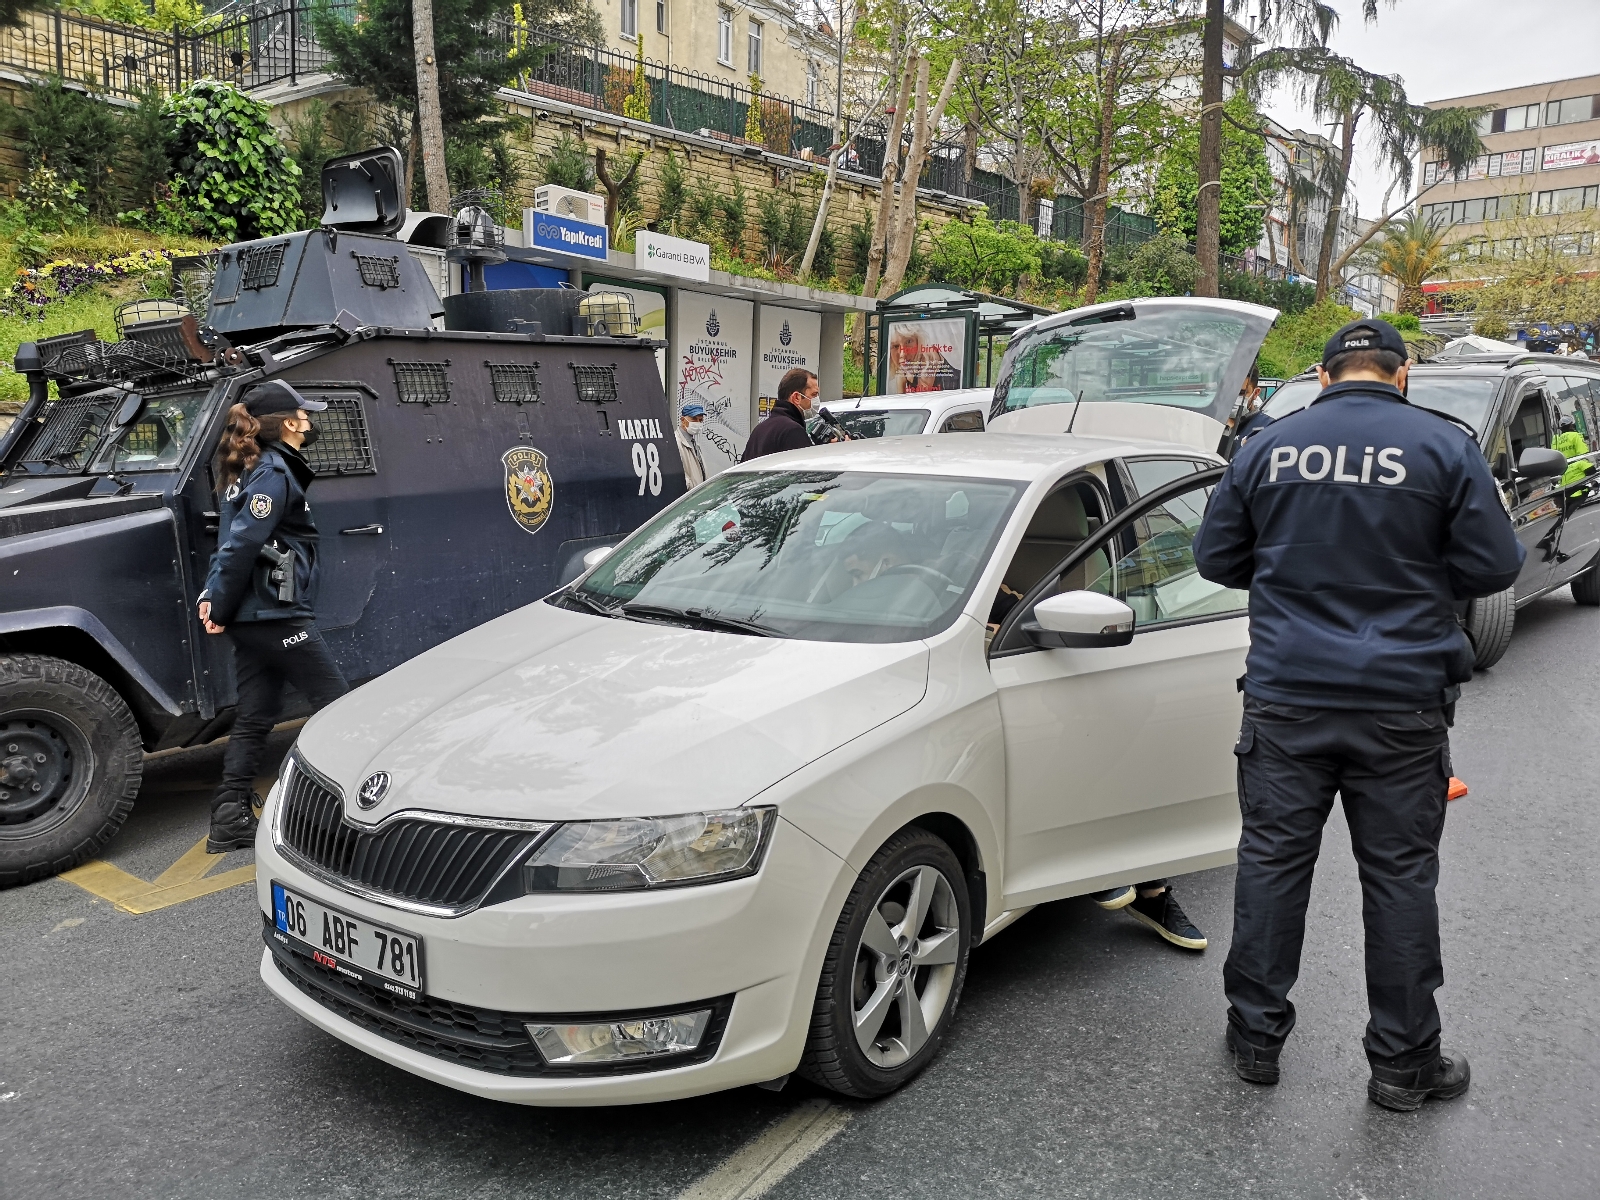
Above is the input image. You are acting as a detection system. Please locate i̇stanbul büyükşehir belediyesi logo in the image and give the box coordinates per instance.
[706,309,720,337]
[779,319,792,346]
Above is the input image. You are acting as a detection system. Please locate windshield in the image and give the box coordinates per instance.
[569,470,1022,643]
[993,304,1273,424]
[1261,375,1499,438]
[11,389,209,474]
[831,409,930,439]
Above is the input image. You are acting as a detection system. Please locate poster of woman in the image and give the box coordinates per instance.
[884,317,966,394]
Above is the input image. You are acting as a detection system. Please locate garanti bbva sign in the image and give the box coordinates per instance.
[635,231,711,282]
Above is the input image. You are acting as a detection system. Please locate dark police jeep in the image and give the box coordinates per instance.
[0,150,682,886]
[1254,352,1600,667]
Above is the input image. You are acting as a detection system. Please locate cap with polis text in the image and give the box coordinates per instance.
[242,379,326,416]
[1323,318,1407,366]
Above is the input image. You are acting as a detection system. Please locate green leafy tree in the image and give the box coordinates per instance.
[928,213,1042,292]
[164,80,303,241]
[1154,93,1272,257]
[311,0,599,204]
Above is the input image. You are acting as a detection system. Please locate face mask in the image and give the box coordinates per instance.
[299,424,321,448]
[684,421,703,439]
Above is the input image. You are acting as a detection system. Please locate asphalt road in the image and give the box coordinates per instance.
[4,589,1597,1200]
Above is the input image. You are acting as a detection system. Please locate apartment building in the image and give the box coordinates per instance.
[1418,73,1600,248]
[593,0,838,113]
[1254,119,1362,284]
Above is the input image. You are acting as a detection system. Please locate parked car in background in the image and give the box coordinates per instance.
[816,389,992,440]
[1253,354,1600,666]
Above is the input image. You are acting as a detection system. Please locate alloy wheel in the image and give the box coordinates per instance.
[850,864,961,1068]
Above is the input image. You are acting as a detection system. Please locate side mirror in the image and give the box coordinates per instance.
[582,546,615,570]
[1023,591,1136,649]
[1517,446,1568,480]
[113,392,146,427]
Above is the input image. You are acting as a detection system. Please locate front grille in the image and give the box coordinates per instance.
[275,762,537,913]
[265,922,735,1077]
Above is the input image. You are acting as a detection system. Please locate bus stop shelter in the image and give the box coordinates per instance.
[869,285,1053,395]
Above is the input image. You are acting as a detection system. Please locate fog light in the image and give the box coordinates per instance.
[526,1009,712,1066]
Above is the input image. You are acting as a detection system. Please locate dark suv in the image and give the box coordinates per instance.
[1254,352,1600,666]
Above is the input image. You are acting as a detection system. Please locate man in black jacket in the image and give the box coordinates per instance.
[1194,318,1524,1111]
[742,368,818,461]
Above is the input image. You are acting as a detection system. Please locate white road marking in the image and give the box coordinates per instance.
[675,1098,851,1200]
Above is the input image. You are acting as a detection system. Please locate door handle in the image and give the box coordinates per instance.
[340,523,385,536]
[202,510,219,534]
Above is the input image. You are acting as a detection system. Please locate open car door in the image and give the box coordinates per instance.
[987,298,1277,454]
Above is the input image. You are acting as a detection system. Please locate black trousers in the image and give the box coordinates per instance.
[1223,696,1451,1070]
[218,621,348,804]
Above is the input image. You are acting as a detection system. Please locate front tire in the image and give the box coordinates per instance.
[797,828,972,1099]
[1465,586,1516,669]
[1571,560,1600,607]
[0,655,143,888]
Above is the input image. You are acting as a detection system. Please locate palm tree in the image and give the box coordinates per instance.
[1370,211,1457,314]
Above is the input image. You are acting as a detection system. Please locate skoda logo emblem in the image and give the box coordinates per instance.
[357,771,391,809]
[706,309,720,337]
[779,319,792,346]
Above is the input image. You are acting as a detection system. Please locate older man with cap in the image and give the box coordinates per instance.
[197,379,349,852]
[1193,318,1525,1110]
[676,401,708,489]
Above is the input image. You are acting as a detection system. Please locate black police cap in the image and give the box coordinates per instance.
[1322,318,1407,366]
[242,379,326,417]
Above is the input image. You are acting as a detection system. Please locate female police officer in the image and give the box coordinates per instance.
[198,380,348,852]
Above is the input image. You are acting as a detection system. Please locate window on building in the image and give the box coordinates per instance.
[1545,95,1598,127]
[718,8,733,65]
[1504,104,1539,132]
[1536,185,1600,215]
[657,0,666,33]
[806,59,818,108]
[748,20,762,75]
[1036,197,1054,239]
[621,0,637,38]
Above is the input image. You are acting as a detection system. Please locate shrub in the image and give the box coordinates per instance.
[1377,310,1422,332]
[122,88,172,215]
[1259,299,1360,379]
[811,224,838,281]
[1126,235,1198,295]
[654,150,687,231]
[16,167,89,234]
[285,100,333,225]
[1473,314,1511,341]
[1221,270,1317,316]
[1039,242,1088,288]
[164,81,303,241]
[847,221,872,285]
[928,214,1041,292]
[541,134,596,192]
[3,78,125,219]
[718,180,749,254]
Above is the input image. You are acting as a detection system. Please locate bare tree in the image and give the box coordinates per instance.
[412,0,452,212]
[879,57,961,297]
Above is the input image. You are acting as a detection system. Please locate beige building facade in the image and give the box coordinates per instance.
[1419,73,1600,249]
[591,0,838,114]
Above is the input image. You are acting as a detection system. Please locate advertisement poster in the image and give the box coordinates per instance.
[1542,139,1600,172]
[675,293,753,477]
[884,317,967,394]
[586,279,667,388]
[756,308,821,417]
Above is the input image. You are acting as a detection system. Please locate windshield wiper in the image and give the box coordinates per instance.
[620,602,777,637]
[555,588,619,617]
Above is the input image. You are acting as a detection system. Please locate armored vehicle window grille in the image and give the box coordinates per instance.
[488,363,541,404]
[571,363,618,404]
[23,395,117,467]
[277,764,536,912]
[390,360,451,404]
[240,242,289,290]
[302,396,376,476]
[353,252,402,289]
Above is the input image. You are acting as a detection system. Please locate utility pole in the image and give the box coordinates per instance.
[1194,0,1223,297]
[413,0,452,213]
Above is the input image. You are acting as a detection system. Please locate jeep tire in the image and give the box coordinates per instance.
[0,655,143,888]
[1465,585,1516,670]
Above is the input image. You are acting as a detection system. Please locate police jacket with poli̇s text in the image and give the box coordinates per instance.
[741,399,811,461]
[202,442,320,626]
[1193,380,1525,710]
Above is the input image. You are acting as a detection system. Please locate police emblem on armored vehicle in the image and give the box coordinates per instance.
[502,446,554,534]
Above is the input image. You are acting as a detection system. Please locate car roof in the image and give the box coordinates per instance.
[724,431,1217,484]
[823,389,993,413]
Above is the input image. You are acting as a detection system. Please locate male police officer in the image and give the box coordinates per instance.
[1193,318,1525,1111]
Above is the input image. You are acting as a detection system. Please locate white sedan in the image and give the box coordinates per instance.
[819,388,992,438]
[254,429,1251,1106]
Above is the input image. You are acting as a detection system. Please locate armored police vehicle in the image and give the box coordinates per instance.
[0,149,683,887]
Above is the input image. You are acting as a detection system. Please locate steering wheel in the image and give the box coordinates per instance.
[880,563,958,592]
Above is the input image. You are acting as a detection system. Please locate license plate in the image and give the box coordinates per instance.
[271,881,425,1001]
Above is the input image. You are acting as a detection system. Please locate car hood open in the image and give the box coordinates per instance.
[294,604,930,824]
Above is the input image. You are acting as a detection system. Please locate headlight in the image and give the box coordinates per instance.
[522,807,776,892]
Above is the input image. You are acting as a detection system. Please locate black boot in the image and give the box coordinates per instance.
[1227,1028,1281,1085]
[1368,1049,1471,1112]
[207,791,259,854]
